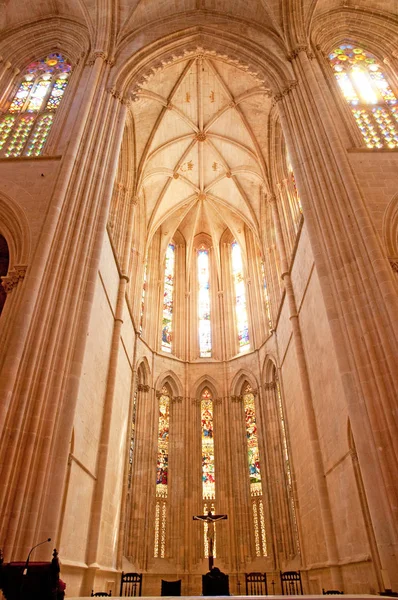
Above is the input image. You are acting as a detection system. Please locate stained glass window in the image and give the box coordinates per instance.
[139,260,147,334]
[260,260,272,329]
[329,44,398,148]
[0,53,71,157]
[128,388,138,489]
[243,386,262,497]
[154,386,170,558]
[231,242,250,351]
[162,244,175,353]
[201,389,215,500]
[156,387,170,499]
[198,246,212,357]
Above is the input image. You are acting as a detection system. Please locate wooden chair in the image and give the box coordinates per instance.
[161,579,181,596]
[245,572,268,595]
[120,572,142,597]
[280,571,303,595]
[322,590,344,595]
[91,591,112,596]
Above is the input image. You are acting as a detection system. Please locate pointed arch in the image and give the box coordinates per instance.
[192,375,219,400]
[230,369,259,396]
[136,356,151,386]
[155,370,183,398]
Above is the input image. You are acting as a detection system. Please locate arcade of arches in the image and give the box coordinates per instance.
[0,1,397,597]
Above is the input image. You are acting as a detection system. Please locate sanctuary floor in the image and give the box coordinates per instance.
[67,594,398,600]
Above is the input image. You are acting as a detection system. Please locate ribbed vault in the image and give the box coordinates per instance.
[131,53,273,271]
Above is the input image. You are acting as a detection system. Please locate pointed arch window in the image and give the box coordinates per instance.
[242,384,267,557]
[139,259,148,335]
[0,53,72,157]
[198,246,212,357]
[201,388,217,557]
[161,243,175,353]
[231,241,250,351]
[329,44,398,148]
[154,386,170,558]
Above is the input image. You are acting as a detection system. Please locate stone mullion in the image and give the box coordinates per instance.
[174,244,185,359]
[190,397,204,571]
[269,192,343,589]
[167,395,182,565]
[279,52,398,588]
[215,396,234,573]
[229,396,252,568]
[190,248,199,360]
[265,383,294,564]
[209,246,221,360]
[222,242,237,358]
[0,57,126,559]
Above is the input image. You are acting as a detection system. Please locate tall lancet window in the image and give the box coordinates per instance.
[243,384,267,557]
[161,243,175,353]
[139,259,147,334]
[260,260,272,330]
[154,386,170,558]
[231,241,250,351]
[0,53,72,157]
[329,44,398,148]
[198,246,212,357]
[201,389,216,557]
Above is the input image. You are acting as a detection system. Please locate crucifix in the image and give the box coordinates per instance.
[193,510,228,570]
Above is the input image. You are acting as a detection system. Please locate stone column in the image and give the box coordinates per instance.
[0,65,19,106]
[276,45,398,589]
[0,53,127,561]
[269,193,343,589]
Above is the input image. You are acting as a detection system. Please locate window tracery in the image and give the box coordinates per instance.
[329,44,398,148]
[154,386,170,558]
[231,241,250,351]
[0,53,71,157]
[201,389,216,557]
[243,384,267,557]
[198,246,212,357]
[161,243,175,353]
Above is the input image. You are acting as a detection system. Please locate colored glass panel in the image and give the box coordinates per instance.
[231,241,250,350]
[0,115,16,150]
[198,247,212,358]
[46,77,69,111]
[1,53,71,158]
[156,387,170,499]
[260,260,272,329]
[25,113,54,156]
[329,44,398,148]
[162,243,175,353]
[8,80,34,113]
[140,260,147,334]
[4,114,35,157]
[26,79,52,113]
[201,389,215,500]
[243,386,262,497]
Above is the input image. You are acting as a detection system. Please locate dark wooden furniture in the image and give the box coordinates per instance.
[280,570,303,595]
[120,572,142,597]
[202,567,230,596]
[0,548,65,600]
[322,590,344,595]
[161,579,181,596]
[91,591,112,596]
[245,572,268,595]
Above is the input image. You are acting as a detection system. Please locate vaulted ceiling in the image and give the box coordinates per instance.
[131,54,272,262]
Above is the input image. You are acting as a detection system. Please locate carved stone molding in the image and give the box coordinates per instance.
[1,264,27,294]
[170,395,183,404]
[108,87,126,104]
[388,258,398,273]
[272,80,299,105]
[138,384,150,392]
[86,50,108,66]
[196,132,207,142]
[264,381,277,391]
[231,395,243,403]
[288,45,315,62]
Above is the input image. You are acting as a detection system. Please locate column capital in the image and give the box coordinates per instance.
[86,50,107,66]
[138,383,150,392]
[288,45,315,61]
[272,80,298,105]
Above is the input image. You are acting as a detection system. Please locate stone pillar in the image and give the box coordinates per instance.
[276,45,398,589]
[0,53,127,561]
[269,193,343,588]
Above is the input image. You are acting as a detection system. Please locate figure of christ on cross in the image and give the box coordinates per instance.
[193,511,228,570]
